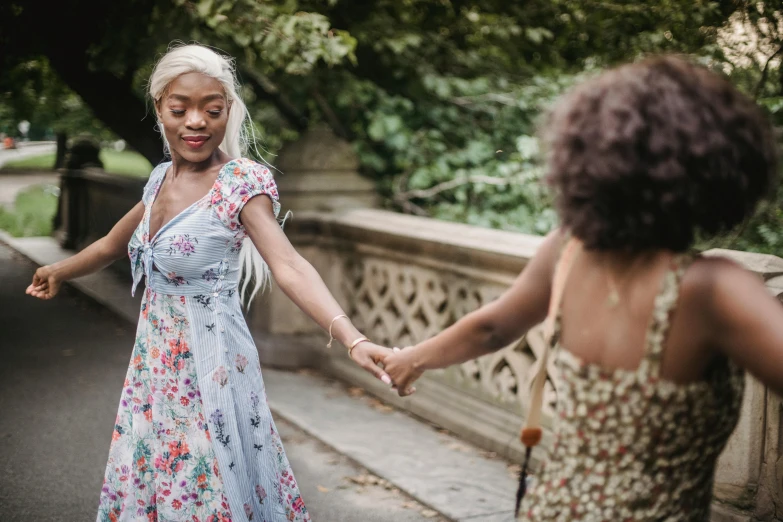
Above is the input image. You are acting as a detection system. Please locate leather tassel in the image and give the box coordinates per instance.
[514,446,533,518]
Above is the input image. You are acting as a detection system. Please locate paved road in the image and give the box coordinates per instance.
[0,243,442,522]
[0,142,56,169]
[0,142,59,208]
[0,173,59,207]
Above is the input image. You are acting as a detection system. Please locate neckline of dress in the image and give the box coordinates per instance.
[147,158,239,243]
[555,347,727,394]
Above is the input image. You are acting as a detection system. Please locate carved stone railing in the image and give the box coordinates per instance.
[250,208,783,521]
[52,128,782,520]
[256,209,556,445]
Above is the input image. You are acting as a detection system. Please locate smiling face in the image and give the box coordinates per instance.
[155,72,229,163]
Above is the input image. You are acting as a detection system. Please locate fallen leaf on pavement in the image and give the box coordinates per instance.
[316,485,329,493]
[366,398,394,413]
[445,441,472,453]
[346,474,368,485]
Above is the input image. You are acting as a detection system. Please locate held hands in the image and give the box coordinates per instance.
[349,343,423,396]
[382,346,424,397]
[349,341,396,386]
[26,265,61,300]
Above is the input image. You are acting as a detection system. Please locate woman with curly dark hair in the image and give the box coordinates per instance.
[381,55,783,520]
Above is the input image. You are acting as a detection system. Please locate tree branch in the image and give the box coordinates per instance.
[451,92,519,107]
[397,174,523,200]
[310,87,352,140]
[754,43,783,100]
[392,193,430,216]
[47,50,164,165]
[238,66,310,131]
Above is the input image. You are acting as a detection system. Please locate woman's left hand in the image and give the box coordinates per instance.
[350,342,396,386]
[381,346,423,397]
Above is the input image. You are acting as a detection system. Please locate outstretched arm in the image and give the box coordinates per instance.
[27,202,145,300]
[239,196,393,384]
[707,258,783,397]
[382,229,565,395]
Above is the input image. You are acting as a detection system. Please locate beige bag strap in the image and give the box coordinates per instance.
[523,237,581,434]
[515,237,581,517]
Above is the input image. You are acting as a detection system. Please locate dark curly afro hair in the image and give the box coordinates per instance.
[543,55,778,252]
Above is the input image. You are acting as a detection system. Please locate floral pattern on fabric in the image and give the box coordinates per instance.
[168,234,198,256]
[211,159,281,233]
[270,423,308,521]
[519,255,745,521]
[105,158,306,521]
[98,290,233,522]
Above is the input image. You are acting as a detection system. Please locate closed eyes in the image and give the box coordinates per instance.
[168,109,224,117]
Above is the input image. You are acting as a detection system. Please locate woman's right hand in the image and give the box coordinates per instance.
[26,265,62,300]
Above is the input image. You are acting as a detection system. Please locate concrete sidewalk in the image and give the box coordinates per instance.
[0,241,447,522]
[1,232,520,522]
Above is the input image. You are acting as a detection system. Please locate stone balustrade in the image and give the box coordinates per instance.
[253,206,782,522]
[53,127,782,520]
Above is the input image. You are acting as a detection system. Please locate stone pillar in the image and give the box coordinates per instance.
[54,169,87,250]
[248,125,378,369]
[273,124,379,212]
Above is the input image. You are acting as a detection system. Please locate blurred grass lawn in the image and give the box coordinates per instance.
[0,185,59,237]
[2,149,152,177]
[0,149,152,236]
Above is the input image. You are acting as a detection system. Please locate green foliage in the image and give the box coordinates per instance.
[699,184,783,256]
[176,0,357,74]
[308,0,782,255]
[347,72,577,235]
[3,0,783,255]
[0,185,59,237]
[0,58,113,141]
[272,0,749,240]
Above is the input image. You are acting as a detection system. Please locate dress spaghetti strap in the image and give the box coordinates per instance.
[638,253,694,380]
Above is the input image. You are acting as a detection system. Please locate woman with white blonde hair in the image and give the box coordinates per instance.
[26,43,393,522]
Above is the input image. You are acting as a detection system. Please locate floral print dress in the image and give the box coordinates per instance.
[97,159,309,522]
[519,252,745,520]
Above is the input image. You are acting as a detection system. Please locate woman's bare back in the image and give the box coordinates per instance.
[559,249,716,385]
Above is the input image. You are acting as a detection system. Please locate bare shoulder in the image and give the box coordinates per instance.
[679,253,783,393]
[528,228,570,278]
[538,228,570,262]
[681,254,760,299]
[680,253,774,328]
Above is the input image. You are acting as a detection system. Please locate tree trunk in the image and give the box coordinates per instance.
[239,66,310,132]
[54,131,68,169]
[47,51,164,166]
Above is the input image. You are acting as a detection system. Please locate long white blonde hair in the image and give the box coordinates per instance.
[148,43,271,304]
